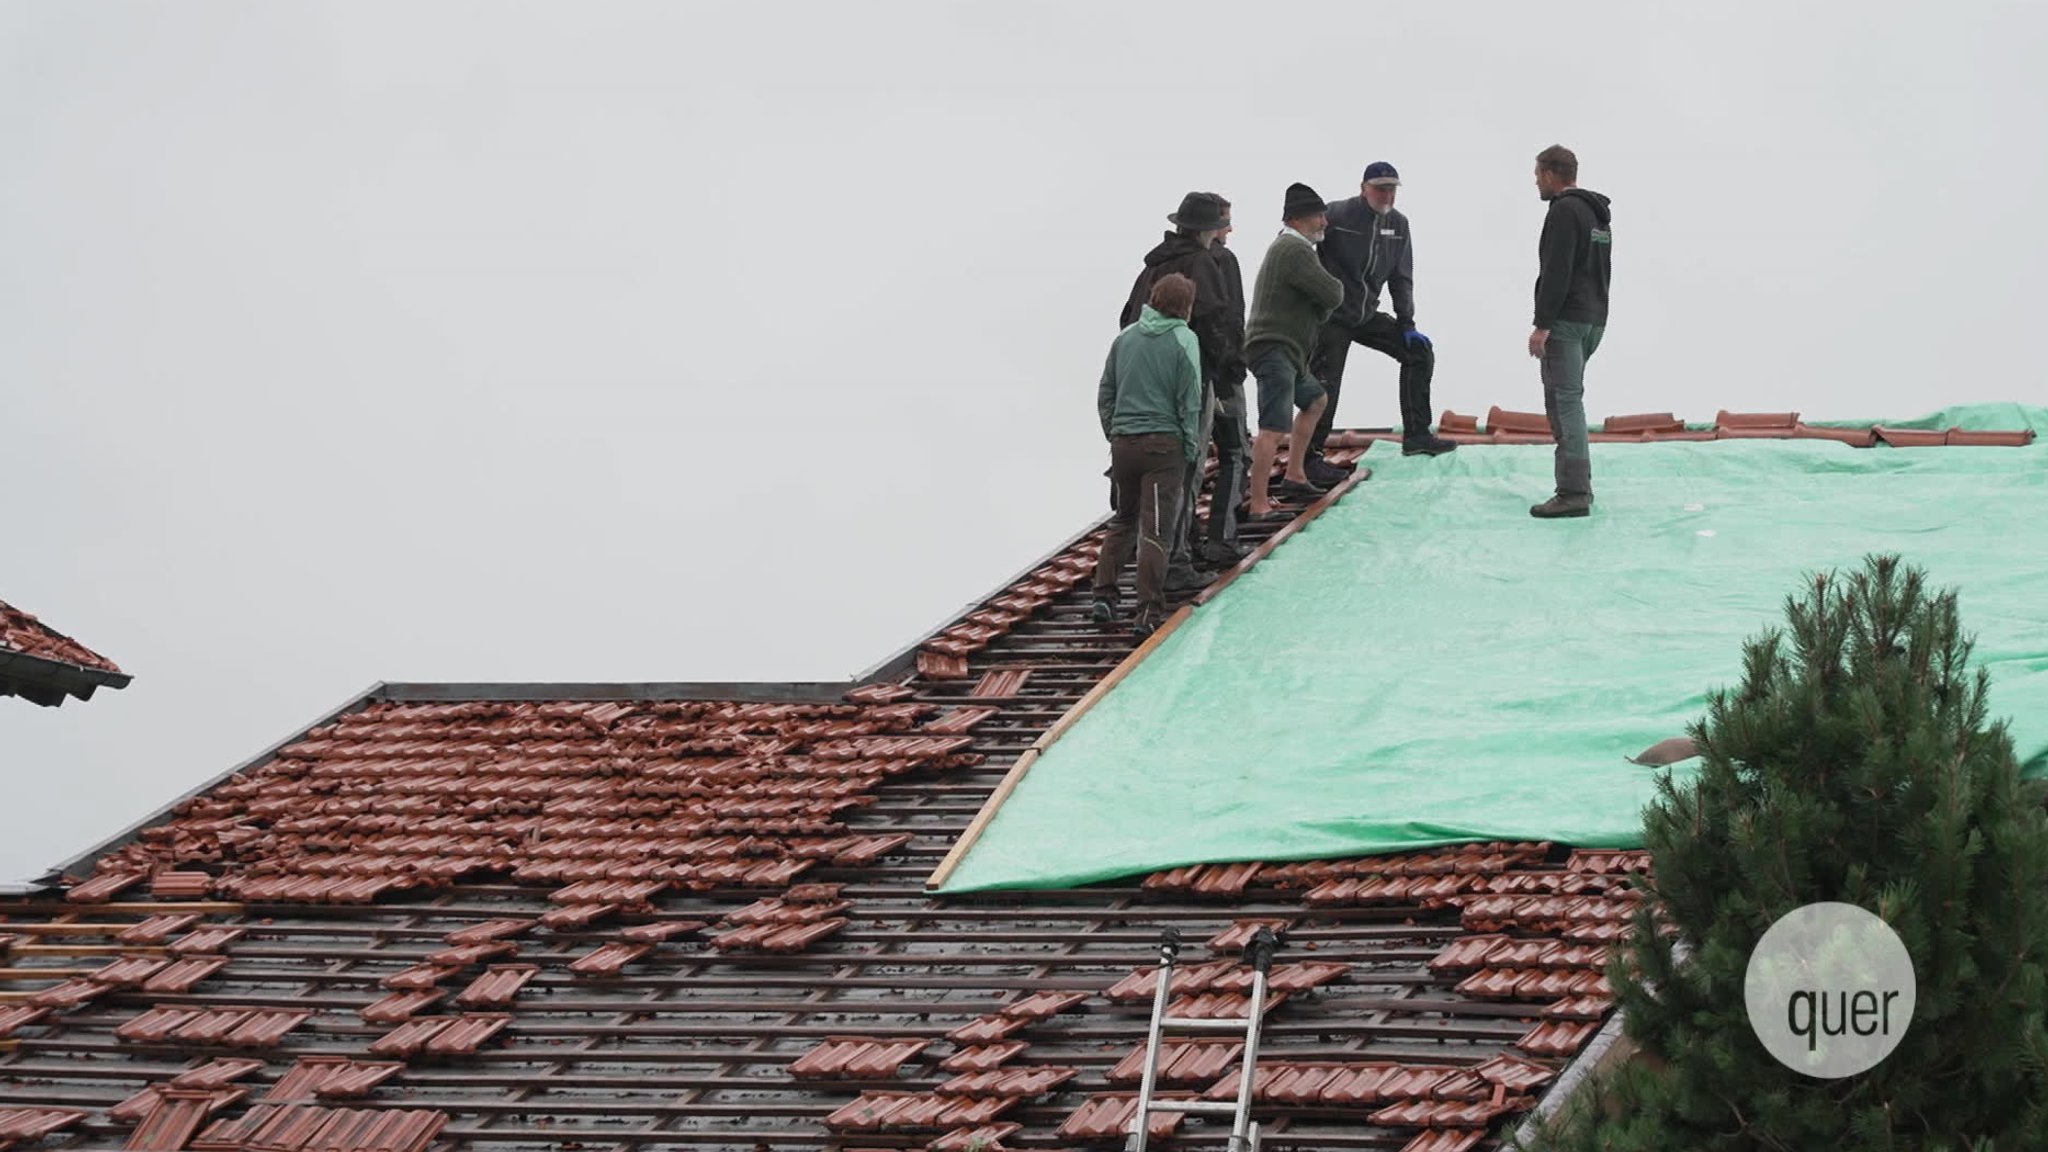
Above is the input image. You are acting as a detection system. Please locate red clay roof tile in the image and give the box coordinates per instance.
[141,955,232,994]
[65,869,148,903]
[1472,1052,1557,1094]
[938,1042,1030,1074]
[1602,412,1684,434]
[826,1093,1019,1133]
[1206,920,1292,953]
[1716,410,1800,429]
[91,955,172,986]
[381,962,462,991]
[1484,406,1552,436]
[1371,1096,1531,1128]
[0,1106,88,1144]
[0,1005,52,1038]
[929,1122,1023,1152]
[1544,993,1617,1019]
[1209,960,1349,994]
[946,1015,1029,1046]
[29,977,113,1009]
[169,926,246,955]
[117,912,204,944]
[1163,991,1287,1019]
[171,1057,269,1090]
[1057,1094,1188,1143]
[361,989,447,1024]
[1516,1018,1601,1058]
[1107,1040,1243,1085]
[442,918,535,946]
[790,1036,932,1080]
[425,940,518,966]
[264,1057,406,1102]
[969,668,1033,698]
[936,1067,1076,1099]
[1103,960,1235,1003]
[567,940,653,976]
[452,964,539,1009]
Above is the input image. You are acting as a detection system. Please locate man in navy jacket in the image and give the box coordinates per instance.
[1307,162,1456,481]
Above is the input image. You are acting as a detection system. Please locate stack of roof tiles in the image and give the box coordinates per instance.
[1319,407,2038,449]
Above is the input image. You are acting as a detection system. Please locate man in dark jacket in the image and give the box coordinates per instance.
[1307,162,1456,482]
[1526,144,1613,519]
[1200,194,1251,566]
[1119,192,1244,590]
[1244,183,1346,518]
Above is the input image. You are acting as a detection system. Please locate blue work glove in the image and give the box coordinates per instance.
[1402,327,1432,349]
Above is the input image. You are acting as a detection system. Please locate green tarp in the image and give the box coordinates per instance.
[941,405,2048,893]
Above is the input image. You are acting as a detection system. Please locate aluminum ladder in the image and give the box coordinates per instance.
[1126,925,1278,1152]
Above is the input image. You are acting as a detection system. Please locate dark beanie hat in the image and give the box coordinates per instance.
[1282,182,1326,221]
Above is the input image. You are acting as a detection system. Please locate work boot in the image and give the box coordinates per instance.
[1199,540,1251,567]
[1164,563,1208,595]
[1402,435,1459,457]
[1529,494,1593,519]
[1089,595,1119,624]
[1304,456,1351,487]
[1131,608,1165,640]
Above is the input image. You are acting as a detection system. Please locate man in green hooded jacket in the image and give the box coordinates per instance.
[1091,273,1204,639]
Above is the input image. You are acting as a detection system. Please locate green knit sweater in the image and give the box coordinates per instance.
[1244,232,1344,372]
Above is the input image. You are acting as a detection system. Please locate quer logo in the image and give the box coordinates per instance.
[1743,902,1916,1078]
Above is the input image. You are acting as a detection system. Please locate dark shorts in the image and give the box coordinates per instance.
[1249,343,1325,433]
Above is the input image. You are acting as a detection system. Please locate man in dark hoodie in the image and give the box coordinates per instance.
[1119,192,1243,591]
[1527,145,1613,519]
[1307,161,1457,481]
[1200,194,1252,566]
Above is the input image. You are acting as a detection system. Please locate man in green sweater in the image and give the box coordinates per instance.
[1244,183,1349,518]
[1090,273,1205,639]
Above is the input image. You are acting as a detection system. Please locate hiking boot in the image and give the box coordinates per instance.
[1131,609,1165,640]
[1402,435,1459,457]
[1529,494,1593,519]
[1089,596,1119,624]
[1304,457,1352,487]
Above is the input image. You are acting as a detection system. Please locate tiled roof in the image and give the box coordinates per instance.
[0,597,130,706]
[0,439,1686,1151]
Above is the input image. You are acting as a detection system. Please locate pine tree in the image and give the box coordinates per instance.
[1529,555,2048,1151]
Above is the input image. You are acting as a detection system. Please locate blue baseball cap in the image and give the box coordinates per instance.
[1363,161,1401,186]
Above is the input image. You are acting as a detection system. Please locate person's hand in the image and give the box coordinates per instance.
[1402,327,1431,349]
[1528,328,1549,358]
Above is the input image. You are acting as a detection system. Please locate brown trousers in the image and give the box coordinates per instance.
[1092,433,1187,620]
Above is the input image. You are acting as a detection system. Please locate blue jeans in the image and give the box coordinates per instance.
[1541,320,1604,498]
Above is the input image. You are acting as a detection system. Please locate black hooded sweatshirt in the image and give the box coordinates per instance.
[1533,188,1613,330]
[1119,232,1246,398]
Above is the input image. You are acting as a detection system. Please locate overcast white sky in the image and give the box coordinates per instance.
[3,2,2044,881]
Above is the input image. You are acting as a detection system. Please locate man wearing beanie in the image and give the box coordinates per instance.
[1117,191,1244,593]
[1308,161,1457,477]
[1243,182,1347,519]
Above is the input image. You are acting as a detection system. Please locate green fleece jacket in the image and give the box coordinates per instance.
[1097,305,1204,463]
[1245,231,1345,372]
